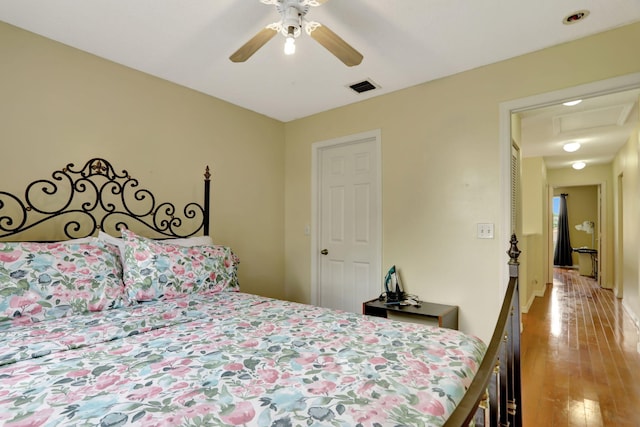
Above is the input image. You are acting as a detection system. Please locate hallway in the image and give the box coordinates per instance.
[521,268,640,426]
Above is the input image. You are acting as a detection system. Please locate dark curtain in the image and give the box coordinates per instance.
[554,193,573,266]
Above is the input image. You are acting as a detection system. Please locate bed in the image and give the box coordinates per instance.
[0,158,521,426]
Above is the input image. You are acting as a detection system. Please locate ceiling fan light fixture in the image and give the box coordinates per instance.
[572,161,586,170]
[231,0,363,66]
[563,142,581,152]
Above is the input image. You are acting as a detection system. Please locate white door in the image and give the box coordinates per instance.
[312,131,381,313]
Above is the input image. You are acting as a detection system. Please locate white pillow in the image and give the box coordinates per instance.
[98,231,124,252]
[169,235,214,246]
[64,236,99,244]
[98,231,213,249]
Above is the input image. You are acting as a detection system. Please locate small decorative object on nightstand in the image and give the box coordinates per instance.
[362,297,458,330]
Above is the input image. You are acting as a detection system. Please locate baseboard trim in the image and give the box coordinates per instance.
[621,299,640,331]
[522,285,547,313]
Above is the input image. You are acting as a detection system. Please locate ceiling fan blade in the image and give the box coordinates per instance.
[309,24,363,67]
[229,27,278,63]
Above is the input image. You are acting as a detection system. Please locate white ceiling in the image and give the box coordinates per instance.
[1,0,639,168]
[519,89,640,169]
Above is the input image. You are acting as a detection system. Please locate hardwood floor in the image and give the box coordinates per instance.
[521,268,640,427]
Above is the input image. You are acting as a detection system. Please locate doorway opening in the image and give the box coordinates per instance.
[500,72,640,298]
[550,185,600,281]
[502,72,640,427]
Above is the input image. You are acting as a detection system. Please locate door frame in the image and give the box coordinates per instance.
[499,72,640,295]
[310,129,382,306]
[616,172,624,298]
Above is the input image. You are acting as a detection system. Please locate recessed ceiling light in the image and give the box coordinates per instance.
[572,161,586,170]
[563,142,581,152]
[563,10,590,25]
[563,99,582,106]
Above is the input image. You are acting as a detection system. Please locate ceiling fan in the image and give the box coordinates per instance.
[229,0,363,67]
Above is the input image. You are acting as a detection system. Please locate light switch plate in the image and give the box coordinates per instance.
[477,223,494,239]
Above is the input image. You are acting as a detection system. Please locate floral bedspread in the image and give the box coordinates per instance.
[0,292,486,426]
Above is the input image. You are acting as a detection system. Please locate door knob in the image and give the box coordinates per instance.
[321,249,329,255]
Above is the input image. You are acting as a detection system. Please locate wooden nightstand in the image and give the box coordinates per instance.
[362,298,459,330]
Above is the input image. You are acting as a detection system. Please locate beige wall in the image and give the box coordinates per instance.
[0,22,287,299]
[521,157,547,310]
[3,19,640,342]
[613,123,640,328]
[522,158,547,236]
[284,22,640,341]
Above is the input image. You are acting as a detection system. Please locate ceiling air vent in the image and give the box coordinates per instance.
[348,79,379,94]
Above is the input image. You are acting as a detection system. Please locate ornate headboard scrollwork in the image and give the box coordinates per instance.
[0,158,210,240]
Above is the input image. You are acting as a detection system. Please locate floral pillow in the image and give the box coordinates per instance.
[0,240,126,324]
[120,229,239,302]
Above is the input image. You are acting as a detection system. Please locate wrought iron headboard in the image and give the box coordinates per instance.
[0,158,210,240]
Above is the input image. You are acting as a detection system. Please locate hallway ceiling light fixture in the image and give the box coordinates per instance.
[562,99,583,106]
[563,142,581,152]
[572,161,586,170]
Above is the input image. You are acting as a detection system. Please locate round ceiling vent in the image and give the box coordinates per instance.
[563,10,590,25]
